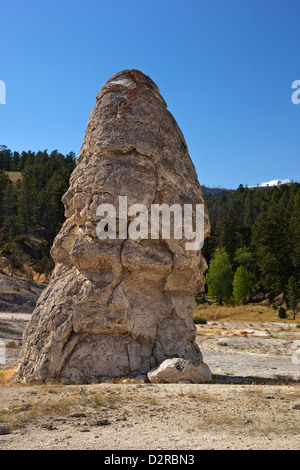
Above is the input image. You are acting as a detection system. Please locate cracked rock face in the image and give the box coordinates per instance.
[15,69,211,383]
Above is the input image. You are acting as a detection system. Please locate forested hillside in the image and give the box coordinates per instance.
[0,146,75,279]
[0,145,299,302]
[202,182,300,302]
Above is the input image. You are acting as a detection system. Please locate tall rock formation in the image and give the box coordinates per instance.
[15,70,211,383]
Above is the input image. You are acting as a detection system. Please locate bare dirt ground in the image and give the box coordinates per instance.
[0,316,300,450]
[198,321,300,381]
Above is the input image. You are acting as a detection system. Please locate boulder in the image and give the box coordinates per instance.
[147,358,212,383]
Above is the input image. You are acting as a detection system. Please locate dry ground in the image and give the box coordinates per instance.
[0,304,300,450]
[0,381,300,450]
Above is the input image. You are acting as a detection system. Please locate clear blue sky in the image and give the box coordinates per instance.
[0,0,299,188]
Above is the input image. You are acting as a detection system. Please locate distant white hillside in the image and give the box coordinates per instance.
[249,179,292,188]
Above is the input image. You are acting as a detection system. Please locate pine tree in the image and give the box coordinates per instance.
[216,208,244,262]
[289,191,300,275]
[287,276,300,320]
[0,241,26,277]
[17,174,38,236]
[251,203,292,295]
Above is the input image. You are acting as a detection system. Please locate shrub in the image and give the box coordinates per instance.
[193,316,207,324]
[272,303,278,310]
[278,306,287,319]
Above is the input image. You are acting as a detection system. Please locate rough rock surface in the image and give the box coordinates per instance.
[15,69,210,383]
[147,358,212,383]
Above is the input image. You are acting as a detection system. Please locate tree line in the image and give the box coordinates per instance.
[0,146,75,278]
[0,144,299,308]
[202,182,300,309]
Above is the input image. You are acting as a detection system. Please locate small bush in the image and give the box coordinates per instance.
[193,316,207,324]
[278,306,287,319]
[272,303,278,310]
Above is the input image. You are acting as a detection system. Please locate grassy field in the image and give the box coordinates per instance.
[0,366,17,385]
[194,302,300,324]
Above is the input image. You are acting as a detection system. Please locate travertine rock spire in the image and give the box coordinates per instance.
[15,70,211,383]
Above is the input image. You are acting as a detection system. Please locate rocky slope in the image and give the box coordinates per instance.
[0,274,45,314]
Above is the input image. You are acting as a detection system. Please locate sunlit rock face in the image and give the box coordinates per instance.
[15,70,211,383]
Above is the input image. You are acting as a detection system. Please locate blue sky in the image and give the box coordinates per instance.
[0,0,299,188]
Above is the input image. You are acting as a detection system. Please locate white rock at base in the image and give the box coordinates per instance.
[147,358,212,384]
